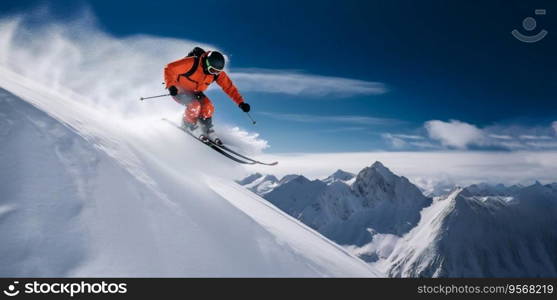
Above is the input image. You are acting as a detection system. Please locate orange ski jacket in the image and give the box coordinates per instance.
[164,54,244,104]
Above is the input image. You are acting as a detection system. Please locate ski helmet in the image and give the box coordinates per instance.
[205,51,225,75]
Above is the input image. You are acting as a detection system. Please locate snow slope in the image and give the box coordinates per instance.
[0,66,380,277]
[383,185,557,277]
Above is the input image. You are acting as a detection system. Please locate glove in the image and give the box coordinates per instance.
[168,86,178,96]
[239,102,251,112]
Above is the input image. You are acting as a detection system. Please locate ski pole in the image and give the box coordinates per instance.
[245,112,257,125]
[139,93,170,101]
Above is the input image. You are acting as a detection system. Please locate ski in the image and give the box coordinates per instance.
[215,144,278,166]
[163,119,256,165]
[163,119,278,166]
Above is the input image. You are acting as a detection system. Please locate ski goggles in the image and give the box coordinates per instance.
[205,59,223,75]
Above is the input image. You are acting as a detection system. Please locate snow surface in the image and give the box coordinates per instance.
[383,185,557,277]
[0,66,380,277]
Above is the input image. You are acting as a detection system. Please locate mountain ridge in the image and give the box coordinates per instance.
[239,164,557,277]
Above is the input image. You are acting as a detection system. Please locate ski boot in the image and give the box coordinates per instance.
[199,117,223,146]
[182,119,210,144]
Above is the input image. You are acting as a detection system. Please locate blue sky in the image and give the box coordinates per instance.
[2,0,556,153]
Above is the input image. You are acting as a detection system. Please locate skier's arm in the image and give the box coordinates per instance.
[215,71,245,105]
[164,57,195,89]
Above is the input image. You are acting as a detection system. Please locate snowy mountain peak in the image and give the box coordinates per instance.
[240,174,279,196]
[332,169,356,180]
[371,161,386,168]
[236,173,263,185]
[348,162,431,236]
[355,161,397,185]
[352,161,412,199]
[279,174,302,185]
[285,175,312,185]
[263,174,328,219]
[323,169,355,184]
[386,183,557,277]
[518,181,554,199]
[371,160,390,172]
[245,160,432,249]
[462,183,522,197]
[263,174,279,182]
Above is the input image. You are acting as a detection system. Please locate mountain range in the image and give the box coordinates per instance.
[238,164,557,277]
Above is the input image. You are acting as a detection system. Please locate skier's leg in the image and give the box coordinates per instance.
[198,97,222,145]
[183,99,201,125]
[172,90,196,127]
[182,99,210,142]
[199,96,215,120]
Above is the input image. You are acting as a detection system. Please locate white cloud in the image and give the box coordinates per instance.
[524,141,557,149]
[552,121,557,134]
[319,127,368,133]
[408,141,439,149]
[496,141,528,150]
[390,134,424,140]
[230,68,387,97]
[259,112,404,126]
[489,134,513,140]
[519,135,553,140]
[382,133,437,149]
[392,121,557,151]
[425,120,485,149]
[382,133,407,149]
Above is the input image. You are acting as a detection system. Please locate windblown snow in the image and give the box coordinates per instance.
[0,65,379,276]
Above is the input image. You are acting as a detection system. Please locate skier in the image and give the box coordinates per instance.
[164,47,251,145]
